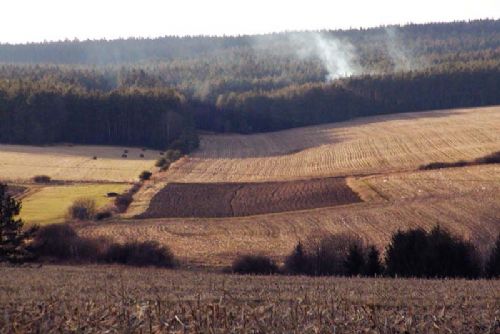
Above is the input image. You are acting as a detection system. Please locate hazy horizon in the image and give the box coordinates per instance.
[1,0,498,44]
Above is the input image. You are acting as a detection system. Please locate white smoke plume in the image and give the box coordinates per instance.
[289,32,362,81]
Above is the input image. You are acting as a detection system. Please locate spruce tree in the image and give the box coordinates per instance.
[0,184,37,263]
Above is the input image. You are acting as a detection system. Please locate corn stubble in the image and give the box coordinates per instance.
[0,265,498,333]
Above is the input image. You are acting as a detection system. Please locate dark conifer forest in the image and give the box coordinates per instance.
[0,19,498,149]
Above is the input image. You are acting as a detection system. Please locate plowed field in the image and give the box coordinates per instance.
[140,177,361,218]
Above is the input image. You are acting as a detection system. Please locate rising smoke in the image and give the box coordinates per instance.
[289,32,362,81]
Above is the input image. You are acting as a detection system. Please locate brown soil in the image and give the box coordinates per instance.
[140,177,361,218]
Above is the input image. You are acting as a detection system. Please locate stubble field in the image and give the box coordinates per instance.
[0,144,158,183]
[0,265,498,333]
[164,106,500,183]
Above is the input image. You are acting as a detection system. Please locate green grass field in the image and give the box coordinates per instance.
[19,183,130,225]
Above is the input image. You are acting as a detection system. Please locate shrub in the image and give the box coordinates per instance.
[285,233,380,277]
[139,171,152,181]
[284,242,307,274]
[30,224,107,262]
[107,192,119,197]
[33,175,51,183]
[121,154,127,158]
[232,255,278,275]
[115,194,133,212]
[165,149,182,162]
[155,157,171,170]
[31,225,176,267]
[68,198,97,221]
[486,233,500,278]
[475,151,500,164]
[419,161,468,170]
[95,210,112,221]
[385,226,480,278]
[105,241,176,267]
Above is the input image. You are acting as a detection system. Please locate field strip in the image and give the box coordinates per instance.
[0,144,159,182]
[139,177,362,218]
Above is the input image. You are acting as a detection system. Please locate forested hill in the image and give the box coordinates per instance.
[0,20,499,149]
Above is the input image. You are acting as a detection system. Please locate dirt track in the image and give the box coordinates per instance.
[140,177,361,218]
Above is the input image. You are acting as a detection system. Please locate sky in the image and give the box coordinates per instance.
[0,0,499,44]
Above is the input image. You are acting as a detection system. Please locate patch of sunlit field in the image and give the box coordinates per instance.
[165,106,500,183]
[0,144,160,182]
[20,183,130,225]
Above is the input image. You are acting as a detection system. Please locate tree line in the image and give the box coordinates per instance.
[0,81,198,151]
[0,19,498,149]
[233,226,500,279]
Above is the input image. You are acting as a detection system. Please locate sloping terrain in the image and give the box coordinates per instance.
[165,106,500,182]
[67,106,500,267]
[81,165,500,267]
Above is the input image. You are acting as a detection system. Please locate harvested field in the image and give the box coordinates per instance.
[0,265,498,333]
[0,144,158,182]
[81,165,500,267]
[20,183,130,225]
[164,106,500,183]
[141,177,361,218]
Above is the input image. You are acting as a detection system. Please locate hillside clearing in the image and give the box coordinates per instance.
[0,144,159,182]
[20,183,130,225]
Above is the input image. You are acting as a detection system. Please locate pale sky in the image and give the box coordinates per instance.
[0,0,498,44]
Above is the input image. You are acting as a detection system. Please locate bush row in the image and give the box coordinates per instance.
[420,151,500,170]
[30,224,176,268]
[232,227,500,278]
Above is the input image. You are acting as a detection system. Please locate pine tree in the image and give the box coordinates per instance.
[285,241,307,274]
[365,245,382,276]
[0,184,37,263]
[345,244,365,276]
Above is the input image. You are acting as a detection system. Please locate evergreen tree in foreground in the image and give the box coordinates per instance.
[0,184,37,263]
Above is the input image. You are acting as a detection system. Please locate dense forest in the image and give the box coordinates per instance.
[0,20,498,149]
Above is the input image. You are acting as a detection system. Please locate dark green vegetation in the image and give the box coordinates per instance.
[0,20,499,148]
[0,184,37,263]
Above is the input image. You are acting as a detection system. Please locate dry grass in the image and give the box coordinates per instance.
[80,165,500,267]
[0,144,159,182]
[0,265,498,333]
[165,106,500,183]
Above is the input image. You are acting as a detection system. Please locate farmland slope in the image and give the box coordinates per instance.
[81,106,500,267]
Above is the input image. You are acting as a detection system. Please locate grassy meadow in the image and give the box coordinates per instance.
[19,183,130,225]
